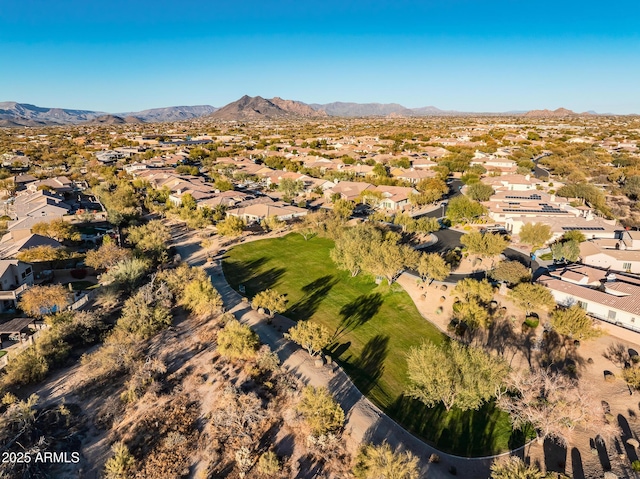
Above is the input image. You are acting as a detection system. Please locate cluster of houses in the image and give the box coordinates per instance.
[538,264,640,333]
[0,175,105,313]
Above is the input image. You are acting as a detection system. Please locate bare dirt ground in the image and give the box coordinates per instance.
[398,273,640,479]
[18,225,640,478]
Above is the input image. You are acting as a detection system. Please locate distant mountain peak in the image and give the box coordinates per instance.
[209,95,325,120]
[523,107,581,117]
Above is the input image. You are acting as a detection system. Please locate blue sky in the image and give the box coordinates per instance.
[1,0,639,113]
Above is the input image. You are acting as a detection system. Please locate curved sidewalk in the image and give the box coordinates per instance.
[175,235,516,478]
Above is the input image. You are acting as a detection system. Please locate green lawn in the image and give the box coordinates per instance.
[223,233,521,456]
[0,351,6,358]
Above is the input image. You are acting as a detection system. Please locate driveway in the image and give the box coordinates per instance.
[173,232,504,479]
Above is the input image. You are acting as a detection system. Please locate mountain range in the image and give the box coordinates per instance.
[0,98,608,127]
[0,102,220,127]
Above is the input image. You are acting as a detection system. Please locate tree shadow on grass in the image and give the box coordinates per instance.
[345,335,389,396]
[222,256,268,288]
[386,394,518,456]
[333,293,383,341]
[285,275,338,320]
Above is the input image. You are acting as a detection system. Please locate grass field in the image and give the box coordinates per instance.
[222,233,521,456]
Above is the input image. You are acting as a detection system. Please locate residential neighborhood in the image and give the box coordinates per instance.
[1,109,640,479]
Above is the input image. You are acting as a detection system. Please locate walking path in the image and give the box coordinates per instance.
[174,232,520,479]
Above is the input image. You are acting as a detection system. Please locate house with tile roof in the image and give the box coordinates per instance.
[538,264,640,332]
[226,202,307,224]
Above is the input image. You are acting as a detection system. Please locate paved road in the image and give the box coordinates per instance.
[173,233,504,479]
[415,179,463,220]
[416,228,545,281]
[532,152,551,179]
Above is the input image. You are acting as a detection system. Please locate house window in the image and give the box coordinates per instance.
[25,268,31,275]
[577,301,588,310]
[608,310,617,321]
[623,262,632,271]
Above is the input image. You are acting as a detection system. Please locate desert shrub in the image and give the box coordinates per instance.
[104,442,136,479]
[296,386,344,436]
[180,279,223,316]
[258,451,281,476]
[255,345,280,373]
[1,347,48,387]
[353,442,419,479]
[217,319,260,360]
[117,282,172,338]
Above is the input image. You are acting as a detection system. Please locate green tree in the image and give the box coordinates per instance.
[216,215,245,237]
[217,318,260,360]
[85,241,132,270]
[551,305,601,341]
[101,257,150,288]
[489,260,531,285]
[17,245,66,262]
[373,163,389,178]
[460,231,509,260]
[417,253,450,284]
[331,224,381,277]
[180,192,197,210]
[104,442,136,479]
[296,386,345,436]
[518,223,552,248]
[261,215,285,232]
[563,239,580,262]
[32,219,81,242]
[353,442,419,479]
[466,182,494,201]
[490,456,547,479]
[19,284,70,318]
[127,220,170,259]
[180,279,223,316]
[454,278,495,303]
[406,341,508,411]
[359,190,384,208]
[285,321,332,357]
[562,230,586,243]
[446,195,486,224]
[624,175,640,200]
[454,298,492,329]
[251,289,287,317]
[279,178,304,201]
[412,216,440,234]
[363,239,420,285]
[117,283,172,338]
[213,178,234,192]
[508,283,555,315]
[332,198,355,220]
